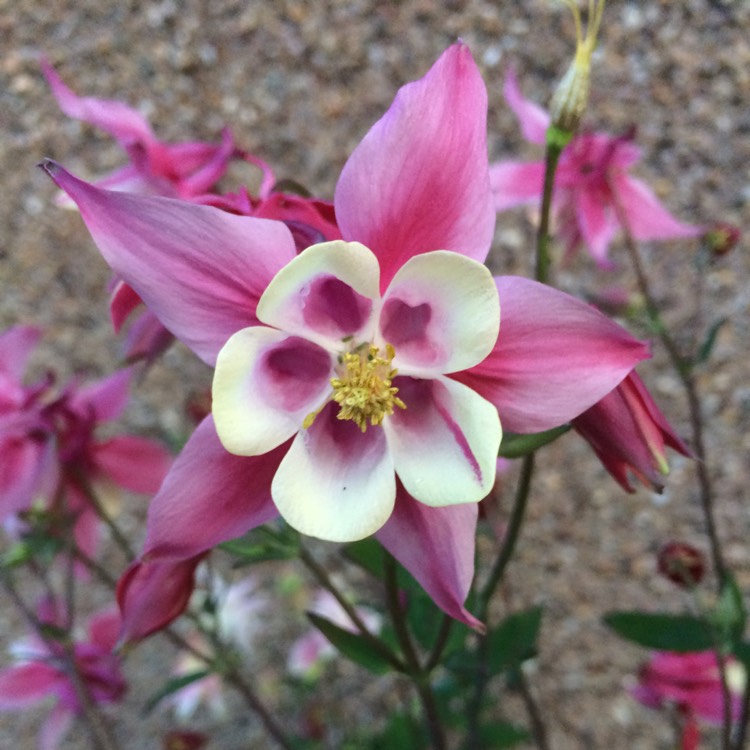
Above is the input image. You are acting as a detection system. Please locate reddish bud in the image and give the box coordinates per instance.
[163,730,208,750]
[704,222,740,257]
[657,542,705,588]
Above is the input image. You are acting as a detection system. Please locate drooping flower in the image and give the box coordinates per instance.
[44,43,649,638]
[572,370,691,492]
[631,650,745,749]
[490,68,702,267]
[0,601,126,750]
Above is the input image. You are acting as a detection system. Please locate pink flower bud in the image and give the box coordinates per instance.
[657,541,705,588]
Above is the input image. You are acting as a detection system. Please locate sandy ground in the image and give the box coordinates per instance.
[1,1,749,748]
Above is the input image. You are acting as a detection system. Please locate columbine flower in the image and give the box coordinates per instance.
[631,651,745,749]
[0,602,126,750]
[44,43,649,638]
[287,589,382,679]
[490,68,702,267]
[572,371,691,492]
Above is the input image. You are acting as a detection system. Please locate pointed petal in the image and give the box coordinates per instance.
[117,555,204,642]
[41,162,297,365]
[379,251,499,376]
[272,404,395,542]
[109,281,142,334]
[576,189,619,267]
[42,59,154,148]
[0,437,56,520]
[91,436,172,494]
[142,416,282,559]
[87,607,122,651]
[335,43,495,287]
[384,377,500,506]
[72,368,131,423]
[452,276,650,433]
[614,175,703,241]
[0,326,42,382]
[503,67,550,145]
[0,662,61,708]
[489,160,545,211]
[39,706,74,750]
[120,308,175,363]
[376,487,482,630]
[213,327,334,456]
[257,241,379,349]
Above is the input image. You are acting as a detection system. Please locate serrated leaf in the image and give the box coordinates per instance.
[307,612,394,675]
[498,426,570,459]
[696,317,729,365]
[486,607,543,673]
[142,670,211,715]
[603,612,714,651]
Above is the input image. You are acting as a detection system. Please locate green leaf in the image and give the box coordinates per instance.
[142,670,211,715]
[486,607,543,673]
[342,537,385,578]
[603,612,714,651]
[709,574,746,645]
[307,612,394,675]
[732,641,750,670]
[696,317,729,365]
[220,526,298,566]
[368,712,427,750]
[498,426,570,459]
[479,721,531,748]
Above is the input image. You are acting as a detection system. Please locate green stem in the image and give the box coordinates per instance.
[424,614,454,673]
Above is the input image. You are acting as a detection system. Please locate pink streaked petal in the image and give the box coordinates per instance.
[0,326,42,381]
[41,161,297,366]
[41,59,154,148]
[335,43,495,288]
[503,67,550,145]
[169,128,236,197]
[380,251,499,376]
[72,368,131,424]
[213,327,334,456]
[0,662,62,708]
[452,276,650,433]
[87,607,122,651]
[271,404,395,542]
[120,308,175,363]
[39,705,74,750]
[142,416,282,559]
[613,175,703,241]
[575,189,619,267]
[109,281,142,334]
[489,160,545,211]
[375,487,482,631]
[257,241,379,349]
[72,500,101,565]
[0,437,56,520]
[91,436,172,494]
[117,555,204,643]
[384,377,500,506]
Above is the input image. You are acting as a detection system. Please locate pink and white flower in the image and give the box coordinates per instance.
[43,43,649,637]
[490,68,702,267]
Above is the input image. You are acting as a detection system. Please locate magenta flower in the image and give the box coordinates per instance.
[490,69,702,267]
[43,43,648,636]
[0,602,126,750]
[632,651,745,747]
[42,59,235,201]
[572,370,691,492]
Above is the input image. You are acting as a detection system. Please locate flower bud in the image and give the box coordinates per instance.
[549,0,606,134]
[703,222,740,258]
[657,541,705,588]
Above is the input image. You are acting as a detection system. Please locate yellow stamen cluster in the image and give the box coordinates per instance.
[328,343,406,432]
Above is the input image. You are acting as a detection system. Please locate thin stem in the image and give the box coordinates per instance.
[384,555,447,750]
[298,541,407,672]
[424,614,454,673]
[535,134,569,284]
[516,668,551,750]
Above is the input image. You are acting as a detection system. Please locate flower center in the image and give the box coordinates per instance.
[306,343,406,432]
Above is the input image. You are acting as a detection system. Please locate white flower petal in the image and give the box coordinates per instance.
[384,376,501,506]
[213,327,334,456]
[378,250,499,376]
[257,241,381,350]
[272,405,396,542]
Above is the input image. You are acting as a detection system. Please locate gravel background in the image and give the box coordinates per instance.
[2,1,749,748]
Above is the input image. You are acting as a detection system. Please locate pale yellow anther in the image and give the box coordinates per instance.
[316,342,407,432]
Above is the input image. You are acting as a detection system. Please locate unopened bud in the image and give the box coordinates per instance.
[549,0,606,134]
[657,541,705,588]
[704,222,740,258]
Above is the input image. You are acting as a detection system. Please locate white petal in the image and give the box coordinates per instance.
[378,251,499,376]
[213,327,334,456]
[384,376,501,506]
[272,405,396,542]
[257,241,381,350]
